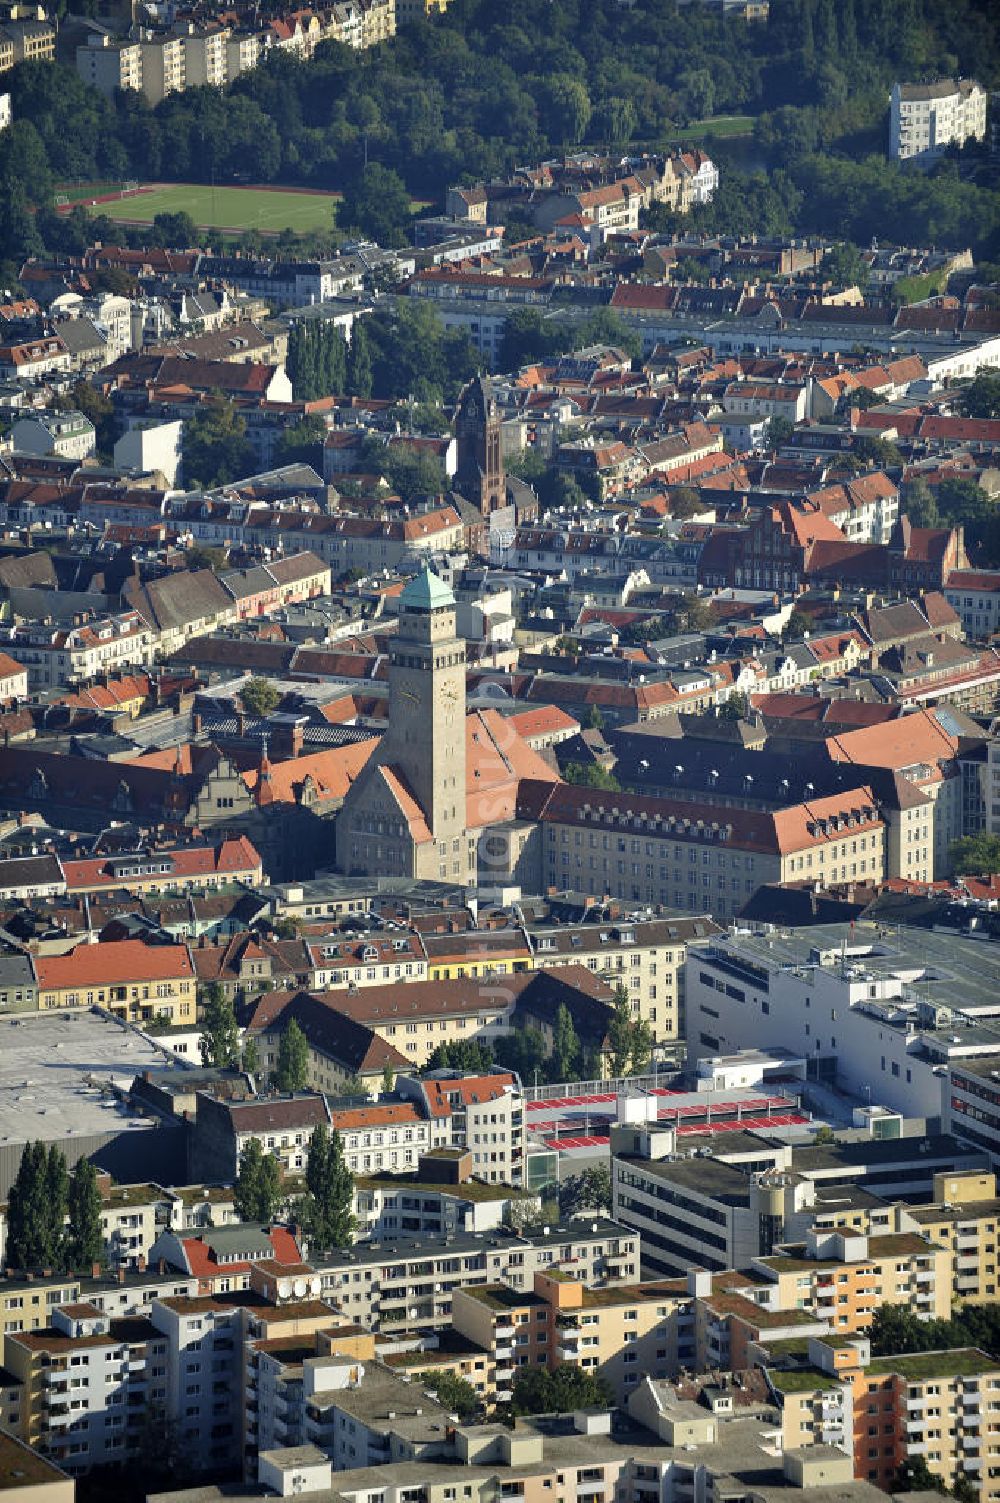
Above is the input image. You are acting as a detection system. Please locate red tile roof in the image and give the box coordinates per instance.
[35,938,194,990]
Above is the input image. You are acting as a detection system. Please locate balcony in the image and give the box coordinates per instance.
[495,1346,514,1361]
[495,1324,516,1339]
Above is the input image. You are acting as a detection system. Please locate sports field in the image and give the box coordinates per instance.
[59,182,342,234]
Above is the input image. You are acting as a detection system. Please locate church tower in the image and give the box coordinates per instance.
[454,374,505,516]
[383,566,467,849]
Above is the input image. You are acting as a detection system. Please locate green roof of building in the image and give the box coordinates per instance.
[400,566,454,611]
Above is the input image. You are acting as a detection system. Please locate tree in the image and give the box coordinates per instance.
[381,1063,396,1094]
[241,677,281,718]
[865,1304,931,1357]
[494,1026,547,1085]
[58,379,116,458]
[346,321,373,398]
[44,1145,69,1267]
[199,981,240,1069]
[960,371,1000,421]
[821,241,869,288]
[360,437,445,502]
[681,594,715,633]
[150,210,198,249]
[302,1124,356,1250]
[669,485,704,519]
[550,1003,581,1084]
[586,703,605,731]
[6,1141,67,1269]
[423,1038,494,1074]
[893,1456,946,1495]
[564,761,620,791]
[558,1165,611,1220]
[542,75,592,146]
[718,691,750,721]
[183,396,254,489]
[783,607,814,640]
[606,984,653,1077]
[950,833,1000,876]
[66,1159,104,1270]
[274,414,328,467]
[274,1018,310,1093]
[903,478,939,528]
[765,415,795,449]
[414,1370,481,1422]
[234,1137,283,1224]
[339,163,412,248]
[243,1035,260,1077]
[187,543,228,573]
[510,1364,611,1416]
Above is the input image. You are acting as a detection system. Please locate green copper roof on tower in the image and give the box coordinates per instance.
[399,566,455,611]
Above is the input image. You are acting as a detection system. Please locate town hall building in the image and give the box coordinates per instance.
[335,567,557,885]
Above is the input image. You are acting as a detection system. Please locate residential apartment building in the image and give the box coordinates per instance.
[311,1220,641,1336]
[890,78,987,161]
[190,1093,332,1182]
[244,1321,375,1466]
[901,1170,1000,1306]
[5,610,155,690]
[748,1227,951,1334]
[180,25,229,87]
[328,1099,447,1177]
[75,33,143,95]
[474,1269,690,1404]
[10,411,95,461]
[0,17,55,62]
[524,915,720,1054]
[944,568,1000,639]
[397,1071,527,1186]
[151,1295,244,1475]
[853,1343,1000,1494]
[33,939,196,1025]
[139,32,185,103]
[60,836,264,897]
[5,1301,169,1476]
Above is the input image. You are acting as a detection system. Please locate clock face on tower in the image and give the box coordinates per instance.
[441,683,458,703]
[401,688,421,706]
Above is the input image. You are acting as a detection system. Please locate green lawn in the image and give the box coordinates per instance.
[669,114,755,139]
[67,182,342,235]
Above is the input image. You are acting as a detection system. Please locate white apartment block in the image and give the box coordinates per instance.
[139,33,185,103]
[5,610,155,690]
[226,31,261,78]
[890,79,987,161]
[181,26,230,88]
[76,35,142,95]
[152,1296,244,1474]
[944,569,1000,640]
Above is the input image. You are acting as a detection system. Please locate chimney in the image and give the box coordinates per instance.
[118,1267,126,1284]
[137,1254,147,1272]
[92,1261,102,1279]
